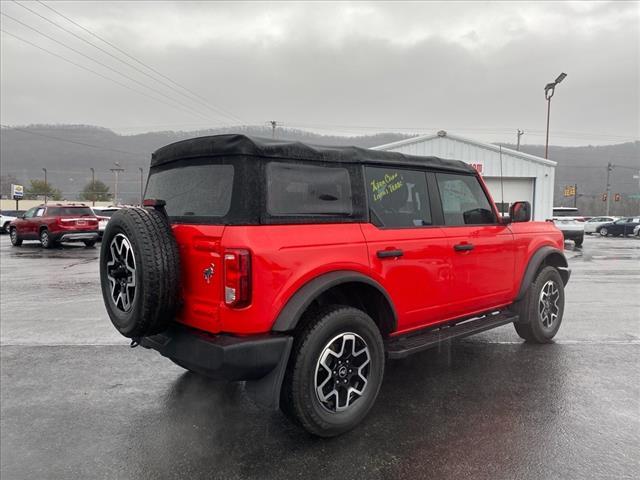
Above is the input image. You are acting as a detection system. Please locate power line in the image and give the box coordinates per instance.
[12,0,223,122]
[0,123,146,156]
[35,0,245,125]
[0,28,211,121]
[1,12,212,121]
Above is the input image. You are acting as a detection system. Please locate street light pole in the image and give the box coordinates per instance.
[90,168,95,206]
[42,167,48,204]
[139,167,143,206]
[544,72,567,159]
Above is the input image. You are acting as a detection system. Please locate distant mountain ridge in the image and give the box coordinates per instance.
[1,125,638,213]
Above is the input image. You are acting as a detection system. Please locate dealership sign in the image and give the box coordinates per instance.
[11,184,23,200]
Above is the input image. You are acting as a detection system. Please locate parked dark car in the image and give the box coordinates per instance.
[597,217,640,237]
[9,204,99,248]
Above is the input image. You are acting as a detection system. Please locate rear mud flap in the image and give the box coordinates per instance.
[244,337,293,410]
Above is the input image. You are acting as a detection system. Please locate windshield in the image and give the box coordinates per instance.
[145,163,234,219]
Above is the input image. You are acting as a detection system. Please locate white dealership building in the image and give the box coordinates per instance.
[374,130,557,221]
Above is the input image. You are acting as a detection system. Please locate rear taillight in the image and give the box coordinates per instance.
[223,249,251,308]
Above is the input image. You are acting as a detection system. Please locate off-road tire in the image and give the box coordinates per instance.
[100,207,181,338]
[40,229,54,249]
[280,305,385,437]
[512,266,565,343]
[9,228,22,246]
[84,239,97,247]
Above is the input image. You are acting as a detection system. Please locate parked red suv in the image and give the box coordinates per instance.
[10,203,99,248]
[100,135,570,437]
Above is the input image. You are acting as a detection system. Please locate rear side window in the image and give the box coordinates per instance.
[145,164,234,218]
[436,173,496,225]
[46,207,93,216]
[366,167,432,228]
[266,162,353,216]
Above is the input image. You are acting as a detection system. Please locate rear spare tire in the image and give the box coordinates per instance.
[100,207,181,338]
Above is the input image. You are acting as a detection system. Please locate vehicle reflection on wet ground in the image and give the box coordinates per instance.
[1,235,638,479]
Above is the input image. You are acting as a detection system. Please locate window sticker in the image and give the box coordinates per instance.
[370,172,404,202]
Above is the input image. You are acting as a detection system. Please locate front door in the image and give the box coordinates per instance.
[434,172,515,317]
[18,207,38,238]
[361,166,452,333]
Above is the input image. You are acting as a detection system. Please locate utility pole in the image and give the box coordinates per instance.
[139,167,144,206]
[516,129,524,151]
[573,183,578,209]
[605,162,613,216]
[90,168,95,206]
[110,162,125,206]
[42,167,48,204]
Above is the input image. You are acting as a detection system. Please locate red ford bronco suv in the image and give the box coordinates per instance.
[100,135,570,437]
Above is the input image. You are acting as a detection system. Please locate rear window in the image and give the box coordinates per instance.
[46,207,94,216]
[266,162,353,216]
[145,164,234,218]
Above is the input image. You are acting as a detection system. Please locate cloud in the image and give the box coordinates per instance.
[1,1,638,145]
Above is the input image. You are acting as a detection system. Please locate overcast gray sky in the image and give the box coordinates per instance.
[1,1,638,145]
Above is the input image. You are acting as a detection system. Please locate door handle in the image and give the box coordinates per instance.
[377,249,404,259]
[454,243,474,252]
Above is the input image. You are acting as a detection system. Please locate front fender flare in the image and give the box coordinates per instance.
[515,246,570,301]
[271,270,398,333]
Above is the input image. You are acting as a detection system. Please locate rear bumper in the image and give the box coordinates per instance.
[560,230,583,241]
[140,324,292,382]
[52,231,99,242]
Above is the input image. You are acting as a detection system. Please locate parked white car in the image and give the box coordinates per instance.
[634,224,640,237]
[553,217,585,247]
[0,210,23,233]
[584,216,619,234]
[91,206,122,238]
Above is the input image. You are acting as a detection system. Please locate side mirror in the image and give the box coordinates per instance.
[509,201,531,223]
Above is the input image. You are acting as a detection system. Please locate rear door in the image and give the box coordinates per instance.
[360,166,451,332]
[434,172,515,317]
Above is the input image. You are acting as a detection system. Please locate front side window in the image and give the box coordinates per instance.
[436,173,496,226]
[366,167,432,228]
[35,208,45,217]
[145,164,234,218]
[267,162,353,216]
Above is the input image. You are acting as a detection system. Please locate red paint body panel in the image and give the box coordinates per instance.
[173,219,564,336]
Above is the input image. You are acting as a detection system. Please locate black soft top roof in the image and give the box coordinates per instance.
[151,134,475,174]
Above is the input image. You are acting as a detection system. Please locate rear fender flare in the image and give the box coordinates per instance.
[271,270,398,333]
[516,246,570,301]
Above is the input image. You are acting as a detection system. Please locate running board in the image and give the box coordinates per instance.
[385,311,519,359]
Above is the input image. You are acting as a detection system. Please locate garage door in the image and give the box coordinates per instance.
[483,177,535,216]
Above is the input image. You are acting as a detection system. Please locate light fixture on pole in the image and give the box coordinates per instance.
[544,72,567,159]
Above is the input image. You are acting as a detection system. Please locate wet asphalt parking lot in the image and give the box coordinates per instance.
[1,234,638,479]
